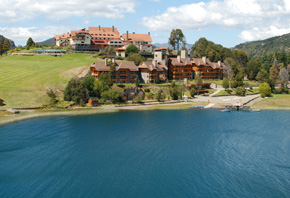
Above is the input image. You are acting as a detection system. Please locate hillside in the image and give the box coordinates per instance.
[0,35,16,48]
[37,37,55,46]
[234,33,290,57]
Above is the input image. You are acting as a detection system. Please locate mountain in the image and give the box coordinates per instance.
[0,35,15,49]
[234,33,290,57]
[153,43,193,50]
[37,37,55,46]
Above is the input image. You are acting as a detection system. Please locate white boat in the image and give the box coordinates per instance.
[252,109,261,112]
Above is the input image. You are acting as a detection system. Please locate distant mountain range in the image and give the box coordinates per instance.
[153,43,193,50]
[37,37,55,46]
[234,33,290,57]
[0,35,15,49]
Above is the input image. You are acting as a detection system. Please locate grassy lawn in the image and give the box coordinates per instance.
[0,54,97,109]
[212,88,259,96]
[252,94,290,109]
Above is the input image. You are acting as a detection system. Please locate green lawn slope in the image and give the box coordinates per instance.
[0,54,96,109]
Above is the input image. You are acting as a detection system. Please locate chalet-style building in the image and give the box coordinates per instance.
[55,33,70,47]
[168,53,192,80]
[121,32,153,53]
[138,61,167,83]
[192,57,225,79]
[90,58,138,83]
[122,88,145,100]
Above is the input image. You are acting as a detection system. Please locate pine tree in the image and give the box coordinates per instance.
[26,37,35,47]
[168,29,177,50]
[2,38,11,55]
[0,37,3,57]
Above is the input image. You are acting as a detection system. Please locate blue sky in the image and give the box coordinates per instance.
[1,0,290,47]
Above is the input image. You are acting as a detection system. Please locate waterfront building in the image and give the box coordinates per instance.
[191,57,225,79]
[138,61,167,83]
[122,88,145,100]
[168,52,192,80]
[90,58,138,83]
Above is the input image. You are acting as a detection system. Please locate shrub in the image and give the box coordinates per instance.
[144,88,150,92]
[235,86,246,96]
[133,95,143,103]
[226,89,233,94]
[156,89,163,102]
[190,88,196,98]
[222,78,229,90]
[115,56,124,60]
[259,82,271,97]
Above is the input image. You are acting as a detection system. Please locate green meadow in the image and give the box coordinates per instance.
[0,54,97,109]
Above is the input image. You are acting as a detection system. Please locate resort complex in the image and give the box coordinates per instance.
[90,48,226,83]
[55,26,153,53]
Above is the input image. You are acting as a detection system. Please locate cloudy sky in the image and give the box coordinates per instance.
[1,0,290,47]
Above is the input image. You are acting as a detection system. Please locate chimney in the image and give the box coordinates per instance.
[181,50,187,59]
[105,58,108,66]
[177,55,181,63]
[218,61,221,67]
[99,25,101,31]
[112,26,114,32]
[202,56,206,63]
[148,32,150,35]
[126,31,129,41]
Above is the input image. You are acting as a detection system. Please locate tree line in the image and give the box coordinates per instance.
[0,36,12,57]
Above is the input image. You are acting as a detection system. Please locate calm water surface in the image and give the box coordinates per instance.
[0,109,290,197]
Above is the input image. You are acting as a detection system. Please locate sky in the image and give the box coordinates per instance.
[1,0,290,48]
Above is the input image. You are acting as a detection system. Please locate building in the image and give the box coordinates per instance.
[88,98,99,106]
[122,88,145,100]
[138,61,167,83]
[90,58,138,83]
[191,57,225,79]
[121,32,153,53]
[55,26,120,51]
[168,53,192,80]
[55,33,70,46]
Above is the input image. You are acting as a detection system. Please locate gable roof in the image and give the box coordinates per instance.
[192,58,225,70]
[139,61,167,71]
[55,33,70,40]
[169,57,192,66]
[91,60,138,72]
[120,33,152,42]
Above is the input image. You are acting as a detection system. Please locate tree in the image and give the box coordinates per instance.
[64,77,89,105]
[279,67,289,91]
[256,69,269,83]
[26,37,35,47]
[104,46,115,55]
[93,80,102,98]
[190,88,196,98]
[233,49,248,67]
[0,37,4,56]
[126,44,139,54]
[175,29,186,51]
[270,66,279,82]
[194,72,203,94]
[135,75,140,88]
[2,38,11,55]
[156,89,163,102]
[101,85,123,104]
[108,59,116,76]
[126,53,145,66]
[99,72,113,92]
[245,59,261,79]
[82,75,96,97]
[222,78,229,90]
[169,81,182,100]
[259,83,271,97]
[47,89,58,106]
[168,29,177,50]
[235,86,246,96]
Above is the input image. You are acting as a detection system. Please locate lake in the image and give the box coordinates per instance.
[0,109,290,197]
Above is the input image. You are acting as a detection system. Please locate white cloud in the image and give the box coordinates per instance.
[142,0,290,41]
[0,0,136,22]
[0,26,71,44]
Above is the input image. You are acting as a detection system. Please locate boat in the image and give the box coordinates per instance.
[252,109,261,112]
[218,107,225,110]
[221,108,232,112]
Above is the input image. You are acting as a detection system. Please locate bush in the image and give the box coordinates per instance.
[115,56,124,60]
[133,95,143,103]
[230,80,238,88]
[235,86,246,96]
[156,89,163,102]
[144,88,150,92]
[222,78,229,90]
[190,88,196,97]
[259,82,271,97]
[226,89,233,94]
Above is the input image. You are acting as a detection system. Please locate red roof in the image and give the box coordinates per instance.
[154,46,167,51]
[138,61,167,71]
[120,33,152,42]
[91,60,138,72]
[55,33,70,40]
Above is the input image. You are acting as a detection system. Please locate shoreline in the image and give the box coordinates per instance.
[1,99,290,126]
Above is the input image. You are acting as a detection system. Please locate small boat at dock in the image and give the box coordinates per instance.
[221,108,232,112]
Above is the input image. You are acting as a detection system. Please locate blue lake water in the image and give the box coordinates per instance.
[0,109,290,198]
